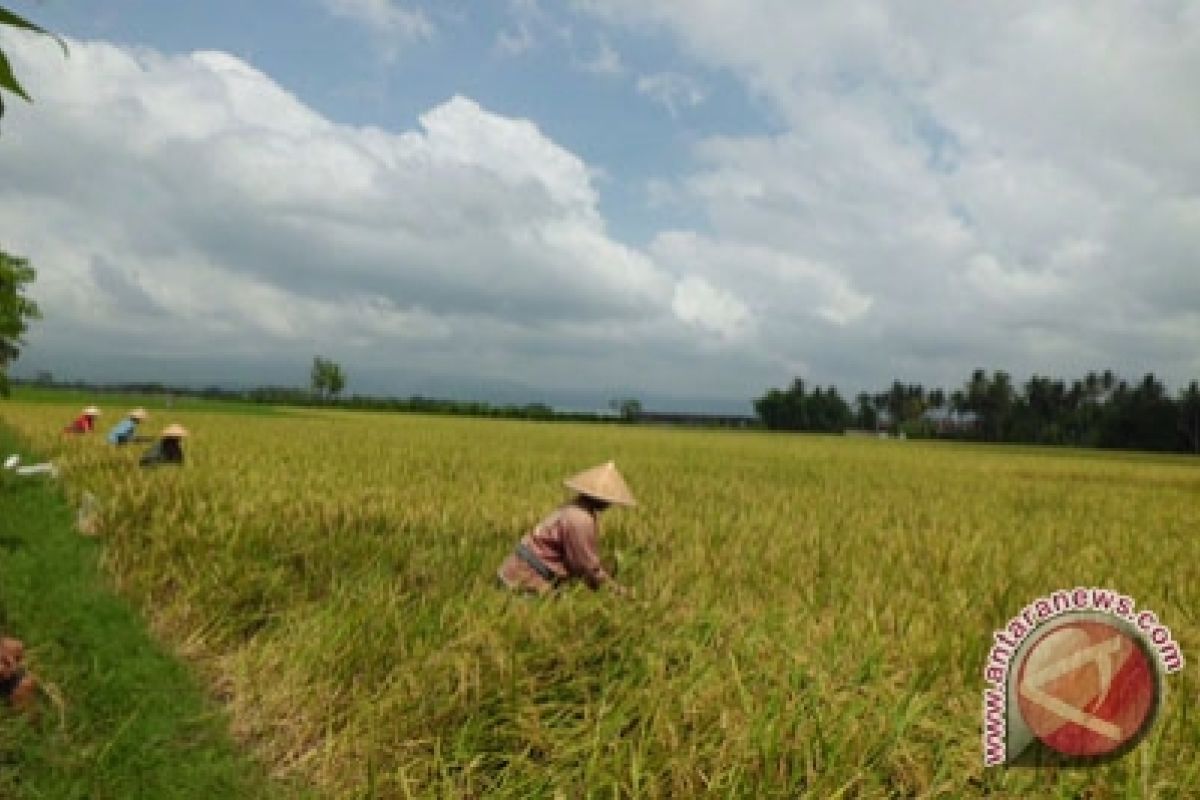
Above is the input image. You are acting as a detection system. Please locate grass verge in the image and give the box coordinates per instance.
[9,386,285,416]
[0,423,312,800]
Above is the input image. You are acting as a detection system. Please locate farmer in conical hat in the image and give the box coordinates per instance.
[63,406,101,434]
[107,407,148,445]
[139,423,188,468]
[496,461,635,597]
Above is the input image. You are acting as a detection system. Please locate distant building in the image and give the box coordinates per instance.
[920,407,981,433]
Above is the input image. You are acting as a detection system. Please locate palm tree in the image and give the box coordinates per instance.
[1180,381,1200,454]
[1101,369,1116,400]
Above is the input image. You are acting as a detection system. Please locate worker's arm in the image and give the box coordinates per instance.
[561,515,631,596]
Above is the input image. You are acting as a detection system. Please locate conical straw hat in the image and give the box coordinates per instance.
[160,423,189,439]
[83,406,101,415]
[129,408,148,420]
[563,461,636,507]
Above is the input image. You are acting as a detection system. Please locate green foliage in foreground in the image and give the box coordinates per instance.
[0,4,66,117]
[0,426,309,800]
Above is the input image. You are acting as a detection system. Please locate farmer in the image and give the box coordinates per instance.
[496,461,636,597]
[63,406,101,434]
[107,408,148,445]
[139,423,188,468]
[0,636,39,716]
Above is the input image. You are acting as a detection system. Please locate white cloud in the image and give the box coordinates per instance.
[0,35,767,400]
[572,0,1200,390]
[319,0,433,60]
[494,24,535,56]
[635,71,705,117]
[493,0,577,58]
[653,232,871,334]
[576,36,624,76]
[671,276,750,342]
[5,1,1200,405]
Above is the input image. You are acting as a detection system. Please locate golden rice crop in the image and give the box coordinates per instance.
[2,401,1198,798]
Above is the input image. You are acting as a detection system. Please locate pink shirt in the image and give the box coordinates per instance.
[497,502,605,592]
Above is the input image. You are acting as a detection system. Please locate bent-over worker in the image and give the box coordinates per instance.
[63,406,101,434]
[496,460,635,597]
[107,408,148,445]
[139,423,188,468]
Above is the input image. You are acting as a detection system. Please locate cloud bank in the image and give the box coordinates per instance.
[3,0,1199,409]
[572,0,1200,389]
[0,33,774,404]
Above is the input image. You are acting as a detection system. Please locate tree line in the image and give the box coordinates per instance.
[11,369,1200,453]
[9,374,629,425]
[756,369,1200,454]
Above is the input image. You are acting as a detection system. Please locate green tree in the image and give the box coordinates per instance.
[755,377,850,433]
[609,396,642,421]
[854,391,877,429]
[0,5,66,119]
[1179,381,1200,454]
[310,356,346,400]
[0,248,40,396]
[326,361,345,397]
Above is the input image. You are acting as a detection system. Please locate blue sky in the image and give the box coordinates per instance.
[2,1,1198,412]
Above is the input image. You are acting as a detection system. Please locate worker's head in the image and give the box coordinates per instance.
[129,408,148,422]
[563,461,636,511]
[83,406,100,418]
[575,493,612,513]
[160,423,188,441]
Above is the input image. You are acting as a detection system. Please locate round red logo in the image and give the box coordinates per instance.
[1015,618,1159,758]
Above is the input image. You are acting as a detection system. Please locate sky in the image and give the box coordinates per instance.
[1,1,1197,413]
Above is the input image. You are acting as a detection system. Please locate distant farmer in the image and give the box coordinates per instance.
[139,423,188,468]
[63,406,101,434]
[107,408,148,445]
[0,636,39,717]
[496,461,636,597]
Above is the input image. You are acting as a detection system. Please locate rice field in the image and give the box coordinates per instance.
[2,400,1198,798]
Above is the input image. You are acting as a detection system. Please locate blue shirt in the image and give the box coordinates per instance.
[107,418,137,445]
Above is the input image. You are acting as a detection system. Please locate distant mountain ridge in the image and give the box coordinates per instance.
[11,357,754,416]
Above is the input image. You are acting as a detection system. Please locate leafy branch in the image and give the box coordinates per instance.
[0,4,68,117]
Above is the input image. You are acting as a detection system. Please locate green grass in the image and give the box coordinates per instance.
[9,385,286,416]
[0,425,312,800]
